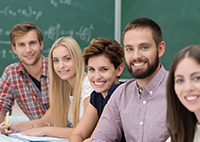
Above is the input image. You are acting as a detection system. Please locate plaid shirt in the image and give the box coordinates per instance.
[0,56,49,120]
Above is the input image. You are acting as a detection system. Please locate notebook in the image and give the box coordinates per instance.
[8,133,68,142]
[0,133,23,142]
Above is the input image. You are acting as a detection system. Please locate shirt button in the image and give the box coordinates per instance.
[140,122,143,125]
[143,101,146,104]
[150,91,153,94]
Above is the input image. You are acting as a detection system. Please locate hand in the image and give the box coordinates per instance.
[0,122,17,134]
[20,127,47,137]
[83,137,92,142]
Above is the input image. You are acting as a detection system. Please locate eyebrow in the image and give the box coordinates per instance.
[16,40,37,45]
[139,42,152,47]
[16,42,24,46]
[124,42,151,48]
[175,72,200,78]
[191,72,200,76]
[53,55,70,59]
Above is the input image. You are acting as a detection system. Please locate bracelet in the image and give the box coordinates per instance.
[32,122,37,128]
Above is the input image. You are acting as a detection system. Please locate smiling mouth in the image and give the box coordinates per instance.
[25,54,34,58]
[185,96,199,101]
[94,82,105,85]
[59,70,69,74]
[133,62,145,67]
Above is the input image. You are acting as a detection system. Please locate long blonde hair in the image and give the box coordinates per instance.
[48,36,85,127]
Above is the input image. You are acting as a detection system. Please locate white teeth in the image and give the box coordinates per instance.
[60,71,68,73]
[186,96,198,101]
[94,82,104,85]
[134,63,144,67]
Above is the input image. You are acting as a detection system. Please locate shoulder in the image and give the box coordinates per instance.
[82,76,93,90]
[109,79,136,100]
[81,76,93,99]
[42,56,49,63]
[0,63,21,86]
[90,90,99,104]
[41,56,49,76]
[1,62,20,77]
[116,79,136,91]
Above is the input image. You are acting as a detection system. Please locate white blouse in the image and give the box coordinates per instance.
[193,124,200,142]
[68,76,93,127]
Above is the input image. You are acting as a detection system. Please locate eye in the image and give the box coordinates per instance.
[88,67,94,71]
[18,43,25,47]
[194,76,200,81]
[101,68,108,72]
[64,57,71,61]
[30,41,36,45]
[175,79,184,83]
[141,46,148,50]
[53,59,58,63]
[126,48,133,51]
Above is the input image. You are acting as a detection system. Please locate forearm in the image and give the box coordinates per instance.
[0,113,5,123]
[44,127,75,139]
[69,134,84,142]
[16,119,46,132]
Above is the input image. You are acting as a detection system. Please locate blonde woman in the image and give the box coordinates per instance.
[0,36,93,139]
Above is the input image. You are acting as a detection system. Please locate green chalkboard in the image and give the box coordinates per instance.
[121,0,200,79]
[0,0,114,75]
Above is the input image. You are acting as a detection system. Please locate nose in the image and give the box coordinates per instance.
[59,60,65,68]
[184,80,195,92]
[132,49,141,60]
[25,45,32,53]
[94,71,102,80]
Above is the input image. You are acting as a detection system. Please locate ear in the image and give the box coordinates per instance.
[11,45,17,55]
[158,41,165,58]
[40,40,44,50]
[116,63,124,77]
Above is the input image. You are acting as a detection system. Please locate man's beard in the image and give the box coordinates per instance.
[126,52,159,79]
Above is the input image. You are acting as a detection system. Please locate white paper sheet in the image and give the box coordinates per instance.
[8,133,68,141]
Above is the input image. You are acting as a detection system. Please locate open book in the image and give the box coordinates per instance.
[8,133,68,142]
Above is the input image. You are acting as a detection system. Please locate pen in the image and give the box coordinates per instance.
[5,111,9,133]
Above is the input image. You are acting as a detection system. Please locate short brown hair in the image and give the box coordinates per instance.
[122,18,162,47]
[9,21,43,46]
[83,38,124,70]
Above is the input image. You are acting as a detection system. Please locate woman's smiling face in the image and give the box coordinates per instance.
[87,55,120,97]
[174,57,200,116]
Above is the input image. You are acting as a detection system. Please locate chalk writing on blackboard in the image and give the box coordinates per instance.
[76,25,94,43]
[0,49,6,58]
[0,23,94,44]
[0,23,94,59]
[50,0,72,7]
[0,6,42,20]
[0,49,18,59]
[44,23,94,43]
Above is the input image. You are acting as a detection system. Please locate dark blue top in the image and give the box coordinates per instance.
[90,84,121,118]
[90,83,126,142]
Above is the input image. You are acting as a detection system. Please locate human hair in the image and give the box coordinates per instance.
[9,21,43,46]
[48,36,85,127]
[122,18,162,47]
[83,38,124,78]
[166,45,200,142]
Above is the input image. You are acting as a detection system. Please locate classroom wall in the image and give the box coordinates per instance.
[0,0,115,76]
[121,0,200,79]
[1,0,200,80]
